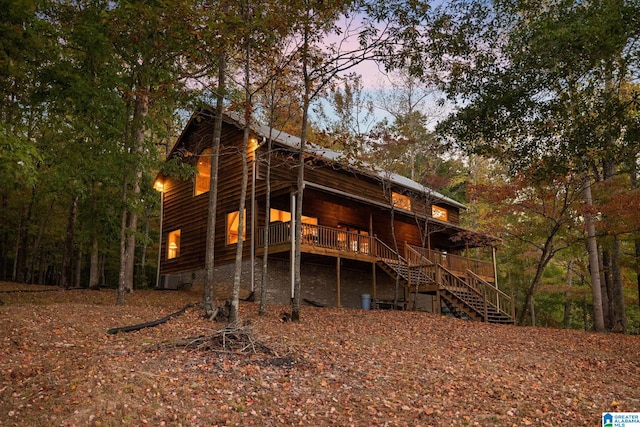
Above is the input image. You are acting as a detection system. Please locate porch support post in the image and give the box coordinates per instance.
[492,245,499,309]
[336,256,341,308]
[155,191,164,288]
[492,246,498,287]
[290,191,296,299]
[372,262,377,308]
[465,242,470,273]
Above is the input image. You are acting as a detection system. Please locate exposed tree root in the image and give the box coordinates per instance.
[107,303,197,334]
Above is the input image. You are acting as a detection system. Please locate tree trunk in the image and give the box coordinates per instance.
[630,160,640,310]
[582,173,605,332]
[89,235,100,290]
[61,196,78,289]
[292,22,312,323]
[563,260,573,329]
[28,200,52,284]
[1,191,8,281]
[117,178,128,305]
[518,232,557,325]
[74,243,82,288]
[138,215,149,288]
[203,53,226,317]
[123,91,148,293]
[530,297,536,327]
[610,235,627,332]
[601,248,612,330]
[260,132,272,316]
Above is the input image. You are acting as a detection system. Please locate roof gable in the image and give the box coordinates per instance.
[169,107,467,211]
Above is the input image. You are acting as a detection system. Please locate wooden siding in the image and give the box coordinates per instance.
[161,123,257,275]
[258,149,461,226]
[160,115,468,274]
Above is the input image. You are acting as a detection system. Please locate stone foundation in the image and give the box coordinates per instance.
[162,255,406,309]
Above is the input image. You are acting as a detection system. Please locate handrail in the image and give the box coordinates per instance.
[405,244,434,267]
[373,238,404,263]
[467,270,514,319]
[408,244,494,279]
[437,263,487,318]
[258,221,375,256]
[257,223,512,323]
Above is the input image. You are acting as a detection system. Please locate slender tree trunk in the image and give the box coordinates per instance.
[1,192,8,281]
[74,243,82,288]
[138,215,149,288]
[12,206,23,282]
[230,128,249,323]
[204,53,226,317]
[260,133,272,316]
[388,192,401,308]
[530,297,536,327]
[518,233,557,325]
[610,235,627,332]
[582,173,605,332]
[563,260,573,329]
[89,235,100,290]
[601,248,612,330]
[292,22,311,322]
[61,196,78,289]
[17,186,36,283]
[117,178,128,305]
[123,92,148,293]
[28,200,52,284]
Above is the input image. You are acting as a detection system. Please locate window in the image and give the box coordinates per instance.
[226,210,247,244]
[392,192,412,211]
[270,208,291,223]
[167,230,181,259]
[195,148,212,196]
[270,208,318,225]
[432,205,448,222]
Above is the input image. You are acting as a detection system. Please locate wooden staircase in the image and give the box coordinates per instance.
[375,242,515,325]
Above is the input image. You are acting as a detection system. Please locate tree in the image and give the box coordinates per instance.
[428,0,640,332]
[289,0,435,321]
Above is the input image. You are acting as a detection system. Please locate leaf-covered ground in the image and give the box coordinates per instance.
[1,282,638,426]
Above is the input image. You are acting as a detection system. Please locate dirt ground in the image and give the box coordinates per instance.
[1,282,638,426]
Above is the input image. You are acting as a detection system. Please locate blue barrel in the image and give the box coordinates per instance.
[361,294,371,310]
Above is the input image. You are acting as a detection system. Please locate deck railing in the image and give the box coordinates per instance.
[258,221,513,323]
[408,245,494,279]
[258,221,374,256]
[467,270,515,320]
[257,223,493,280]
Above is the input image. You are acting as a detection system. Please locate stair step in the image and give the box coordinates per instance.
[378,257,514,325]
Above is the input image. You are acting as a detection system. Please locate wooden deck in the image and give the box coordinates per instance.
[257,221,493,278]
[257,221,515,324]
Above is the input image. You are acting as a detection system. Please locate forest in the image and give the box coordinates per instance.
[2,0,640,332]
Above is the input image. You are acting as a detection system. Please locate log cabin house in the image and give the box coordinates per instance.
[154,107,514,324]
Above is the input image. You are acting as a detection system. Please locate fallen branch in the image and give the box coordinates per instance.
[303,298,325,307]
[107,303,197,334]
[164,322,273,354]
[0,288,83,294]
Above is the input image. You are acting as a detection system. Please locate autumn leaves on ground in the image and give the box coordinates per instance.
[1,282,638,427]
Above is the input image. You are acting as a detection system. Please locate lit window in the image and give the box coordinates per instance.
[227,210,247,244]
[432,205,448,222]
[167,230,181,259]
[270,208,291,222]
[392,192,412,211]
[195,148,211,196]
[270,208,317,225]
